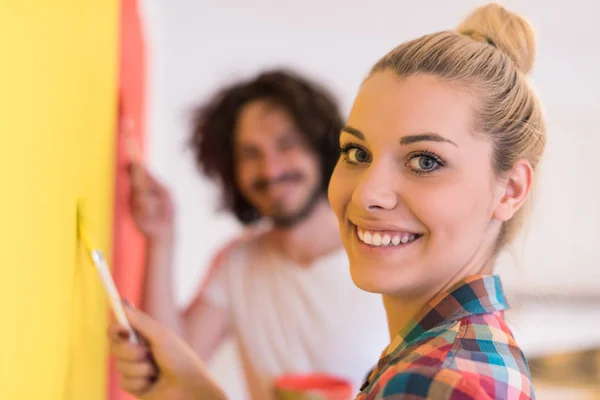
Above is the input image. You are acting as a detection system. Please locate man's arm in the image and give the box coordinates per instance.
[130,165,232,362]
[182,297,230,361]
[141,237,184,335]
[142,237,231,361]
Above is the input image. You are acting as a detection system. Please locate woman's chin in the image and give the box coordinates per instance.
[350,264,402,295]
[349,262,428,296]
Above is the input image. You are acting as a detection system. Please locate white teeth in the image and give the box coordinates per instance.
[372,233,382,246]
[363,231,373,245]
[357,228,418,247]
[382,234,391,245]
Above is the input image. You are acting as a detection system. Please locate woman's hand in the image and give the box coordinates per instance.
[108,302,227,400]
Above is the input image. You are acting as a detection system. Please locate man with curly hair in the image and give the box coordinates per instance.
[129,69,388,399]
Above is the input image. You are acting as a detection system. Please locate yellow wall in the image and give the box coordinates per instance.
[0,2,119,398]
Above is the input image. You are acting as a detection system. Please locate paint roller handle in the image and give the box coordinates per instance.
[108,303,227,400]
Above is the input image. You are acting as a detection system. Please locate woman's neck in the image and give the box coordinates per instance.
[383,262,496,340]
[382,292,433,340]
[382,229,501,340]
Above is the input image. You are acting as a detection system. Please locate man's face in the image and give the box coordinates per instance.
[234,100,322,227]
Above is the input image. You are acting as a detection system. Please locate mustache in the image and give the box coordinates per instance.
[252,172,304,191]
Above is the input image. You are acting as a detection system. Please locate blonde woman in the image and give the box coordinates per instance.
[109,4,545,399]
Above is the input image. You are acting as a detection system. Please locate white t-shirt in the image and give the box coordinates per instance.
[201,231,389,400]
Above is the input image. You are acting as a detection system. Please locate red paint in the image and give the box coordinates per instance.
[110,0,147,398]
[274,373,354,400]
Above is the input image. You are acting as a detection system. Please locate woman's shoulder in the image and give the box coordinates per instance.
[359,313,534,399]
[368,366,489,399]
[366,364,533,399]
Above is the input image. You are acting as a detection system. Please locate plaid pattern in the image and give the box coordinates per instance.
[356,275,534,400]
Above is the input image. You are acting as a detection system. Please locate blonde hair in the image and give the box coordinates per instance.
[370,3,546,250]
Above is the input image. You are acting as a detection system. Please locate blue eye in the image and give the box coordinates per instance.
[406,151,445,174]
[410,156,438,170]
[340,144,371,164]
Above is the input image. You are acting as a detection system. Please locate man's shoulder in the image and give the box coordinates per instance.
[209,224,269,267]
[198,225,268,293]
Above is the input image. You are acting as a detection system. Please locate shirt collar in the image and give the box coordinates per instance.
[362,275,509,391]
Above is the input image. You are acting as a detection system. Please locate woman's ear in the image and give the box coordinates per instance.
[492,159,534,222]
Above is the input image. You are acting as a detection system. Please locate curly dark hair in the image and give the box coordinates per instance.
[189,69,344,225]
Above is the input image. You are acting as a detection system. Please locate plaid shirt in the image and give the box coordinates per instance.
[356,275,534,400]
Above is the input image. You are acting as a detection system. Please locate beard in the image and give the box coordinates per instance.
[270,185,323,228]
[250,170,324,228]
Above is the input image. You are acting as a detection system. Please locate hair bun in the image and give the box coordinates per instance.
[457,3,537,74]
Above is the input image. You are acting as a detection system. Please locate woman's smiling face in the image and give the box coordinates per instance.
[328,71,521,296]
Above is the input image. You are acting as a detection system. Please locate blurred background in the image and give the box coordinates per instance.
[1,0,598,399]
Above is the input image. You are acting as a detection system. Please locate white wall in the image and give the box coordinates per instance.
[140,1,600,398]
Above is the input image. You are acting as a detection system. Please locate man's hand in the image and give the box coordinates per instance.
[128,163,175,242]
